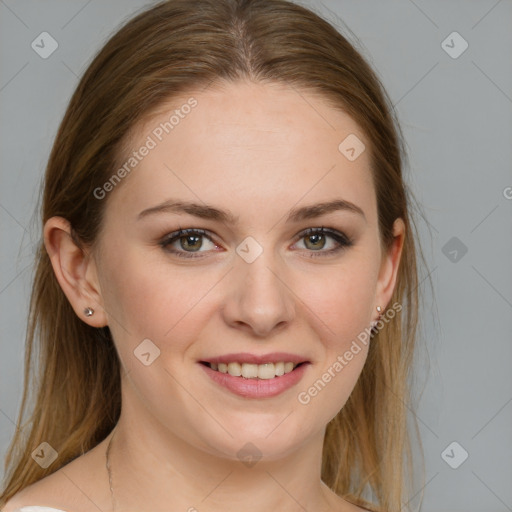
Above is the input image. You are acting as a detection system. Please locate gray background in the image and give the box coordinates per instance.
[1,1,511,510]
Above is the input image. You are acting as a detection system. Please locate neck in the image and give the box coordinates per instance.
[105,398,336,512]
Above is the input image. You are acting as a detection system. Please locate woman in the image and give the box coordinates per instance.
[1,0,424,510]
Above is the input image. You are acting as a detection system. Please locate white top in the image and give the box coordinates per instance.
[14,508,68,512]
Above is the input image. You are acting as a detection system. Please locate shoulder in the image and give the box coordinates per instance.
[2,469,78,512]
[3,437,111,512]
[321,484,375,512]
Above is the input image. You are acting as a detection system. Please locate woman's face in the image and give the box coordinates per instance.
[90,80,403,461]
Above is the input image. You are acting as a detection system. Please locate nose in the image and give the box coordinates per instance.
[221,249,296,338]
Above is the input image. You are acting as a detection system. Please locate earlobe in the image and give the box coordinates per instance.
[43,216,108,327]
[375,218,405,312]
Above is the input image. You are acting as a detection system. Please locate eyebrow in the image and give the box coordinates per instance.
[137,198,366,223]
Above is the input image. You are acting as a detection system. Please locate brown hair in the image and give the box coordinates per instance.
[1,1,426,510]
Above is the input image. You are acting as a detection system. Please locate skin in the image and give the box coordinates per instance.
[7,80,404,512]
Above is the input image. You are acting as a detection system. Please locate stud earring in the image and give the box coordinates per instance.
[84,307,94,317]
[371,306,382,330]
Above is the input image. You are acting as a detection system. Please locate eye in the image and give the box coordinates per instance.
[159,226,353,259]
[293,227,353,258]
[159,228,220,259]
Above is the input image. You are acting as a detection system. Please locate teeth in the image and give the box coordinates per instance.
[209,361,299,379]
[227,362,242,376]
[284,362,294,373]
[241,363,258,378]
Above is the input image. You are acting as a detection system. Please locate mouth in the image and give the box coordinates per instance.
[197,352,311,398]
[199,360,308,380]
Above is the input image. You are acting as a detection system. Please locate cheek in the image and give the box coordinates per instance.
[296,253,379,348]
[290,254,377,420]
[99,247,220,358]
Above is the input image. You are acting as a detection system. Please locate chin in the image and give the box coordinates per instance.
[196,418,315,463]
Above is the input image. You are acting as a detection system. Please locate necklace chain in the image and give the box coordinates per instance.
[105,426,117,511]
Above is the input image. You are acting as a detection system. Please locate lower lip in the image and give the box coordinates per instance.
[199,362,310,399]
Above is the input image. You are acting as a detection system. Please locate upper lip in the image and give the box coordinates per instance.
[200,352,310,365]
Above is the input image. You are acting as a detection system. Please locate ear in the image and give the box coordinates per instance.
[43,216,108,327]
[374,218,405,315]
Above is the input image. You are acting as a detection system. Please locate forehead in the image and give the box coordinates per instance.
[105,80,376,226]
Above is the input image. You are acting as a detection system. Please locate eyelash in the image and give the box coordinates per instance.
[159,227,353,259]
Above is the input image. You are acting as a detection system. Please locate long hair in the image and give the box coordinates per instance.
[1,1,425,510]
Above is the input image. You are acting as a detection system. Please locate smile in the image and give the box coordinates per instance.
[199,360,310,399]
[202,361,302,379]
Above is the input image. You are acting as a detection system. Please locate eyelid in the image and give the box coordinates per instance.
[294,226,352,244]
[159,227,218,246]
